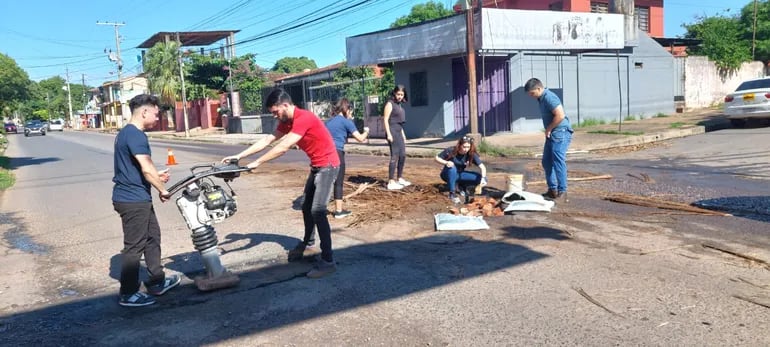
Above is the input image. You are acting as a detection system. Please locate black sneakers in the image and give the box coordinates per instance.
[146,274,181,296]
[118,292,156,307]
[332,210,352,219]
[120,275,181,307]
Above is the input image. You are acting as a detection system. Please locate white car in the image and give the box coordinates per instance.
[49,119,64,131]
[724,77,770,126]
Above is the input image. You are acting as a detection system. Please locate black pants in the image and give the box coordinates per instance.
[388,124,406,180]
[301,165,339,262]
[113,201,166,295]
[333,150,346,200]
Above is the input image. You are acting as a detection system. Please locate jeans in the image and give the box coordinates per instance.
[542,128,572,192]
[440,167,482,194]
[388,124,406,180]
[301,165,339,262]
[333,150,346,200]
[113,201,166,295]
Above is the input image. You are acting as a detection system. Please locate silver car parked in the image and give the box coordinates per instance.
[724,77,770,126]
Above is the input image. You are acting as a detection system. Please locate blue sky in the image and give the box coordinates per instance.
[0,0,754,86]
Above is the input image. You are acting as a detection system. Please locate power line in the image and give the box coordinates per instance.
[185,0,253,31]
[235,0,375,47]
[242,0,415,64]
[23,55,106,69]
[249,0,415,60]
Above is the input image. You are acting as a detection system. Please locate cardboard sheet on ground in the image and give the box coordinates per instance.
[502,191,555,212]
[434,213,490,231]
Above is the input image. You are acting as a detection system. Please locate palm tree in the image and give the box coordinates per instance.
[144,41,180,128]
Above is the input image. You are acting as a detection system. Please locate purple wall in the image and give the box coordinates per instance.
[452,57,510,135]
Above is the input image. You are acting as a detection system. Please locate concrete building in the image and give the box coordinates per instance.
[346,7,674,137]
[452,0,664,37]
[98,75,149,128]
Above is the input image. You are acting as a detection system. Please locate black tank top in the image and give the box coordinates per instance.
[386,100,405,125]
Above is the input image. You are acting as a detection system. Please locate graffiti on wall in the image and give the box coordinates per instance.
[482,8,624,50]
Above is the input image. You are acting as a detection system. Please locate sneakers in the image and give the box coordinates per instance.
[449,193,462,204]
[459,188,472,203]
[119,292,156,307]
[387,181,404,190]
[146,274,181,296]
[398,178,412,187]
[333,210,352,219]
[306,259,337,278]
[288,242,320,262]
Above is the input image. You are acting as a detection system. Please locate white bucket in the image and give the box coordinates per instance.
[507,174,525,193]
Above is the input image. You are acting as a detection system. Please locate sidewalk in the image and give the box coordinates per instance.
[137,108,730,158]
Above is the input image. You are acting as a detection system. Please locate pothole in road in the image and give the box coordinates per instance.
[59,289,80,297]
[694,196,770,222]
[3,229,49,254]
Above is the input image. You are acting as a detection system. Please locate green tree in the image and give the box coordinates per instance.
[230,53,267,113]
[186,53,227,100]
[683,14,752,70]
[739,0,770,62]
[144,41,181,107]
[390,0,454,28]
[331,63,394,119]
[38,76,68,120]
[271,56,317,73]
[0,53,32,114]
[18,82,45,122]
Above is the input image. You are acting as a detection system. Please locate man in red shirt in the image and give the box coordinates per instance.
[223,88,340,278]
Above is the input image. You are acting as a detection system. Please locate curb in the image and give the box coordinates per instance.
[577,126,706,152]
[345,146,440,158]
[127,117,731,158]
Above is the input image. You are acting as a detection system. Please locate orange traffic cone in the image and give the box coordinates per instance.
[166,148,178,166]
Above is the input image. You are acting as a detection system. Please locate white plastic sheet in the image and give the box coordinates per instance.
[434,213,490,231]
[502,191,555,212]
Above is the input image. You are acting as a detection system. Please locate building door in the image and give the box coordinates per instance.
[452,57,511,135]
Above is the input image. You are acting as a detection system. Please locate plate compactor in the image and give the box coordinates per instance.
[165,160,251,291]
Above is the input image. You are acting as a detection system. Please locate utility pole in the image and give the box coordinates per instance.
[82,74,87,129]
[752,0,758,60]
[465,0,479,141]
[65,66,74,128]
[97,21,125,128]
[45,92,51,121]
[177,32,190,138]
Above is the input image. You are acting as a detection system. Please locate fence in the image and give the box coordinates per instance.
[240,76,389,136]
[307,76,385,119]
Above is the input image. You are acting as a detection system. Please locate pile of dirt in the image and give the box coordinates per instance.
[338,168,448,227]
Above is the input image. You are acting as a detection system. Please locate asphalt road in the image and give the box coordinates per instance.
[1,129,768,346]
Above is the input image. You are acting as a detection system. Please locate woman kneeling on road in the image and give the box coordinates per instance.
[435,136,487,204]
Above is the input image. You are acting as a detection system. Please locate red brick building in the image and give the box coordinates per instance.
[455,0,664,37]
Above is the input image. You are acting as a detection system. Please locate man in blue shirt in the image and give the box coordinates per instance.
[525,78,574,201]
[112,94,180,307]
[325,98,369,218]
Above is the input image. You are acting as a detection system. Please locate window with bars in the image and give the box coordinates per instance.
[589,2,650,33]
[409,71,428,107]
